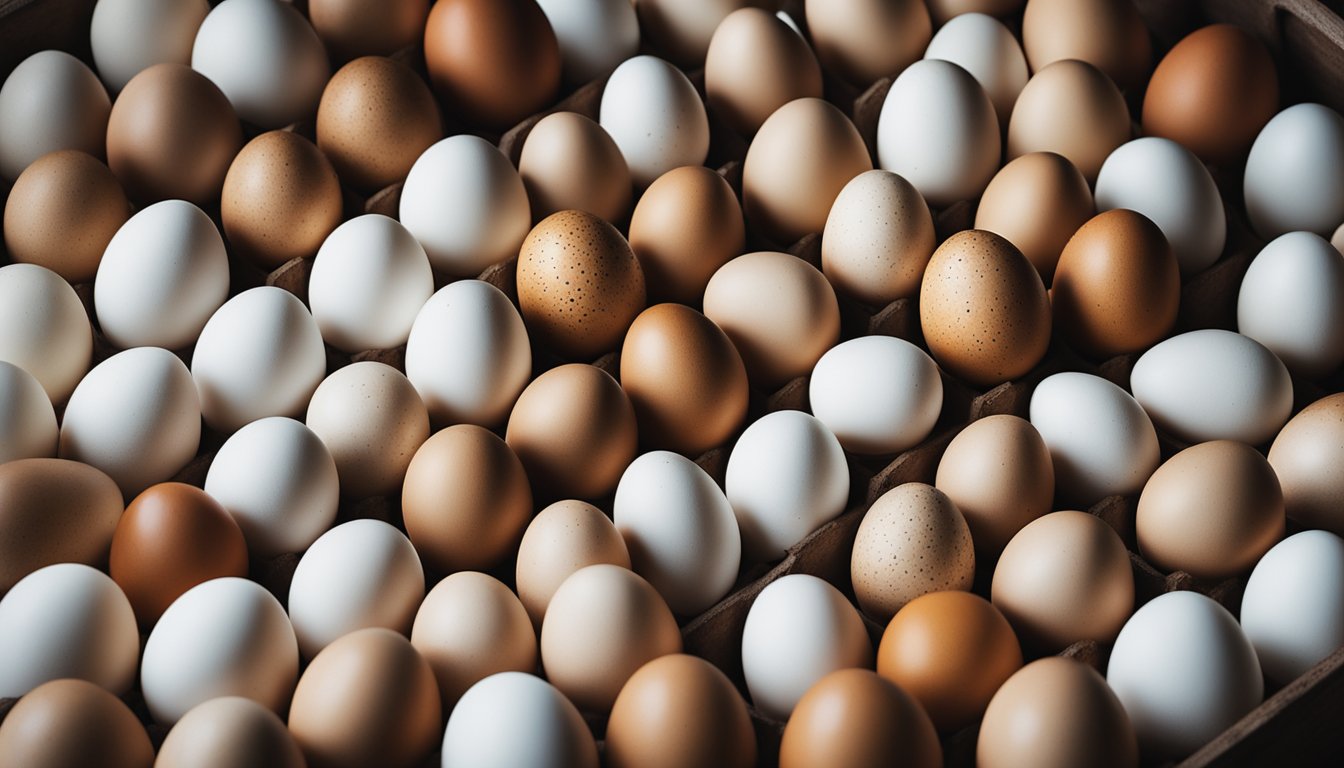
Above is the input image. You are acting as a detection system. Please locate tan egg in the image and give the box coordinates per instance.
[620,304,749,456]
[1052,209,1179,359]
[822,169,936,307]
[877,591,1022,732]
[309,0,430,61]
[804,0,931,86]
[540,564,682,713]
[705,8,823,137]
[1007,60,1131,183]
[221,130,343,269]
[316,56,443,192]
[0,457,124,593]
[288,628,442,768]
[1021,0,1152,90]
[743,97,873,245]
[780,668,941,768]
[975,152,1094,285]
[3,150,130,283]
[516,210,646,360]
[410,571,538,712]
[935,415,1055,557]
[919,231,1052,388]
[978,658,1139,768]
[633,0,757,68]
[851,483,974,623]
[506,364,638,501]
[105,63,242,205]
[1269,393,1344,536]
[627,166,744,306]
[992,511,1133,651]
[703,251,840,389]
[927,0,1024,25]
[1137,440,1284,580]
[519,112,632,224]
[515,500,632,628]
[402,424,533,572]
[156,696,305,768]
[0,678,152,768]
[606,654,756,768]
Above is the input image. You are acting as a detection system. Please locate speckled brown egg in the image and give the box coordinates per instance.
[3,150,130,283]
[627,165,744,306]
[515,499,632,628]
[975,152,1094,285]
[705,8,824,137]
[1007,60,1131,183]
[1269,392,1344,536]
[780,668,942,768]
[156,696,305,768]
[316,56,442,193]
[220,130,343,269]
[519,111,632,224]
[1021,0,1152,90]
[308,0,430,62]
[0,678,153,768]
[919,230,1051,388]
[516,209,646,360]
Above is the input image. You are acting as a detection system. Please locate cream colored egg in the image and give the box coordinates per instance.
[515,500,632,628]
[822,169,936,307]
[0,263,92,405]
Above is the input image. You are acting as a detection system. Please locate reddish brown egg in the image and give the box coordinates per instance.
[627,165,745,306]
[0,678,153,768]
[308,0,430,62]
[780,668,942,768]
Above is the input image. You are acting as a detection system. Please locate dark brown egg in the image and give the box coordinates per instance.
[0,678,153,768]
[308,0,430,62]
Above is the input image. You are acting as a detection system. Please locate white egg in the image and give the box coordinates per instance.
[441,672,598,768]
[1241,530,1344,684]
[741,574,872,720]
[599,55,710,188]
[1237,231,1344,380]
[400,135,531,278]
[809,335,943,455]
[141,577,299,724]
[613,451,741,616]
[1130,329,1293,446]
[536,0,640,84]
[308,214,434,353]
[0,50,109,180]
[0,262,92,406]
[1094,137,1226,275]
[0,360,58,463]
[288,519,425,658]
[59,346,200,498]
[1107,591,1262,759]
[191,0,329,128]
[94,199,229,350]
[1244,103,1344,239]
[0,564,138,697]
[91,0,210,92]
[204,416,339,556]
[922,13,1027,129]
[191,286,327,433]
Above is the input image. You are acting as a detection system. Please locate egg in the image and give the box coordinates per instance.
[803,0,931,86]
[536,0,640,84]
[519,111,632,224]
[0,263,92,405]
[288,628,442,768]
[1008,60,1130,183]
[919,230,1051,388]
[3,150,130,282]
[1020,0,1151,90]
[288,519,425,658]
[94,199,230,350]
[1269,393,1344,536]
[1244,103,1344,238]
[441,672,598,768]
[877,590,1022,732]
[705,8,823,137]
[515,499,632,627]
[105,63,242,204]
[780,668,941,768]
[1238,231,1344,379]
[810,336,942,455]
[307,0,429,62]
[851,483,975,622]
[0,50,109,180]
[978,658,1138,768]
[605,654,757,768]
[923,12,1028,129]
[632,0,756,67]
[599,55,710,187]
[0,564,138,697]
[0,678,153,768]
[155,696,305,768]
[109,482,248,626]
[0,458,123,592]
[627,165,745,305]
[516,210,647,360]
[1241,530,1344,683]
[90,0,209,92]
[0,363,58,464]
[403,424,534,572]
[927,0,1024,24]
[975,152,1094,285]
[821,170,935,306]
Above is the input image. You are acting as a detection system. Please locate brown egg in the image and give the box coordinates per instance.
[519,111,632,224]
[935,416,1056,557]
[978,657,1138,768]
[105,63,242,205]
[515,500,632,628]
[702,251,840,389]
[633,0,757,68]
[919,231,1052,388]
[991,511,1133,651]
[506,364,639,501]
[927,0,1024,25]
[606,654,756,768]
[780,668,942,768]
[974,152,1094,285]
[423,0,560,130]
[0,678,152,768]
[402,424,534,572]
[742,97,873,245]
[705,8,824,137]
[1052,209,1179,359]
[1007,60,1131,183]
[0,457,124,593]
[822,169,937,307]
[316,56,443,192]
[108,482,249,626]
[851,483,975,623]
[1021,0,1152,90]
[308,0,430,62]
[627,165,745,306]
[517,210,646,360]
[156,696,305,768]
[288,628,441,768]
[1269,392,1344,536]
[1142,24,1277,166]
[877,590,1023,732]
[804,0,932,87]
[2,150,130,283]
[1137,440,1284,580]
[221,130,343,269]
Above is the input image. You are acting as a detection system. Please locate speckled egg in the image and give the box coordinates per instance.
[822,169,936,307]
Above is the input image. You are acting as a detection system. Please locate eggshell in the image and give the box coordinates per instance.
[91,0,209,92]
[0,263,92,405]
[599,55,710,187]
[1243,103,1344,238]
[779,668,941,768]
[307,0,429,61]
[821,169,935,306]
[1241,530,1344,683]
[810,336,942,455]
[1238,231,1344,379]
[519,111,632,224]
[155,696,304,768]
[441,672,598,768]
[803,0,931,86]
[0,678,153,768]
[0,50,109,180]
[0,458,122,592]
[975,152,1094,285]
[515,499,632,627]
[0,362,58,464]
[1269,393,1344,535]
[4,150,130,282]
[627,165,745,305]
[632,0,755,67]
[927,0,1024,24]
[923,12,1028,129]
[1020,0,1151,89]
[1008,59,1130,183]
[537,0,639,85]
[705,8,823,136]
